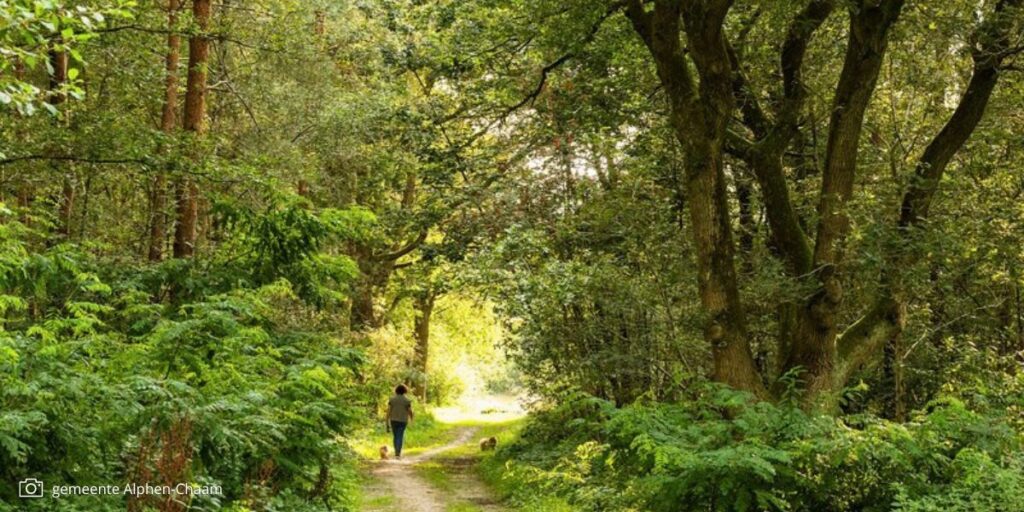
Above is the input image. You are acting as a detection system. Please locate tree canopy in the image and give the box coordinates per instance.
[1,0,1023,510]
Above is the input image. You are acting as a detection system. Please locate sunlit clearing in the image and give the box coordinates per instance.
[432,392,527,424]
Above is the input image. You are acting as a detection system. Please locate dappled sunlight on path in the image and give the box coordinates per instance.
[362,426,502,512]
[359,393,527,511]
[391,426,480,465]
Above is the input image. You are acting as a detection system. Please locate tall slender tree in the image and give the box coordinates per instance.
[49,45,74,238]
[173,0,211,259]
[150,0,182,261]
[412,288,436,400]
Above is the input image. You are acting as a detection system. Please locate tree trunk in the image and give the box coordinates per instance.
[735,176,755,273]
[348,247,416,332]
[173,0,211,259]
[684,139,765,395]
[784,1,904,401]
[882,330,906,421]
[1016,279,1023,359]
[831,0,1019,399]
[350,287,377,331]
[314,10,326,36]
[149,173,169,260]
[17,186,32,226]
[48,47,69,107]
[12,60,33,226]
[78,174,92,237]
[413,291,435,401]
[626,0,766,397]
[172,180,199,258]
[49,49,75,238]
[350,246,383,331]
[728,4,834,385]
[150,0,181,261]
[58,177,75,237]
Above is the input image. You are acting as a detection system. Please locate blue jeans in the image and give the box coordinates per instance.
[390,421,407,456]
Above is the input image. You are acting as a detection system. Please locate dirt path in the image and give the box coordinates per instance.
[361,427,506,512]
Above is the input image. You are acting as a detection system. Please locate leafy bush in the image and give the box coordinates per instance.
[0,210,371,511]
[488,387,1024,512]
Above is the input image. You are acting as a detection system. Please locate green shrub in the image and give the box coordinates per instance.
[0,213,370,511]
[490,387,1024,512]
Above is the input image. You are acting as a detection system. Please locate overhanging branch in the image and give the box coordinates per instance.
[376,229,428,262]
[495,1,626,119]
[0,155,153,167]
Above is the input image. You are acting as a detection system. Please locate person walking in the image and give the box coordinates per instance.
[386,384,414,459]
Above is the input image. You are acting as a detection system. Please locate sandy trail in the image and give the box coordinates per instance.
[363,426,501,512]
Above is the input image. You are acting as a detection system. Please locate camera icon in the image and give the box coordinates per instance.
[19,478,44,498]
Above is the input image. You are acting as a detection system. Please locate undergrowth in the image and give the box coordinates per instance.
[485,385,1024,512]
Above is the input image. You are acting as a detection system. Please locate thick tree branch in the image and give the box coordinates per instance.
[835,0,1023,376]
[811,0,904,271]
[0,155,153,167]
[680,1,733,125]
[776,0,834,131]
[780,0,905,399]
[728,48,814,274]
[624,0,654,47]
[376,229,428,262]
[502,52,575,114]
[834,296,903,386]
[727,43,771,138]
[726,0,834,276]
[627,0,698,122]
[628,0,766,397]
[899,0,1022,227]
[725,128,754,158]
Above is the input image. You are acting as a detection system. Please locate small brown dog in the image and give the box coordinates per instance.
[479,437,497,451]
[379,445,390,460]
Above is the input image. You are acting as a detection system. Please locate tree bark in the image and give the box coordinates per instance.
[626,0,765,397]
[150,0,181,261]
[413,291,436,401]
[172,180,199,258]
[349,174,423,331]
[58,177,75,237]
[12,60,33,226]
[349,246,409,331]
[49,48,75,238]
[834,0,1023,396]
[349,263,379,331]
[898,58,1007,228]
[729,0,833,277]
[735,176,754,272]
[173,0,211,259]
[784,0,904,400]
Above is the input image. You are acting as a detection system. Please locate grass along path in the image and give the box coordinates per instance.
[357,396,526,512]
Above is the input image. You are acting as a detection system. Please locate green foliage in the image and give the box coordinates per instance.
[489,388,1024,512]
[3,0,1024,508]
[474,174,705,405]
[361,293,511,406]
[213,198,375,305]
[0,209,369,510]
[0,0,134,118]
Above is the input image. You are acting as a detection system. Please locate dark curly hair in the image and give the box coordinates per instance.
[395,384,408,395]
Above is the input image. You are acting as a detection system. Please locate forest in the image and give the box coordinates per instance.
[1,0,1023,511]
